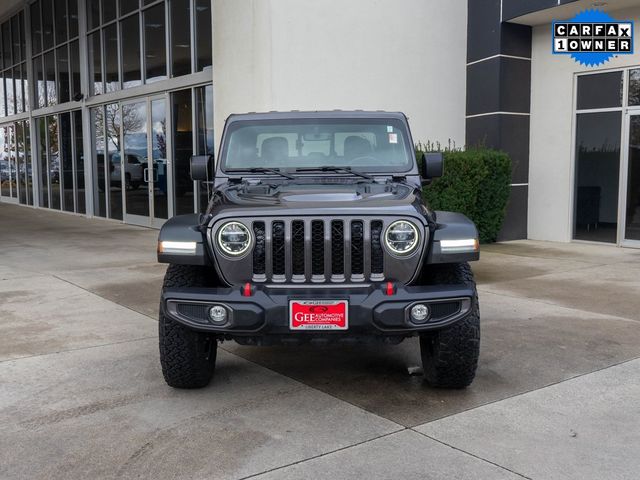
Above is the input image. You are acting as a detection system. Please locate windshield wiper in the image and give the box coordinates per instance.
[294,166,373,180]
[226,167,295,179]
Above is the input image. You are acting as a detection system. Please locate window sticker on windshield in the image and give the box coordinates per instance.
[388,133,398,144]
[387,126,393,133]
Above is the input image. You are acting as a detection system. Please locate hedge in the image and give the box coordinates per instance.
[416,146,512,243]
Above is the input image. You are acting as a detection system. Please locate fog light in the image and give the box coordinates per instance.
[410,304,430,323]
[208,305,228,324]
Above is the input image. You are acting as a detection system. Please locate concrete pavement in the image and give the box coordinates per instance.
[1,203,639,479]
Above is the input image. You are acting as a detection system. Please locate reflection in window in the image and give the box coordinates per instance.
[48,115,60,210]
[173,89,194,215]
[574,112,621,243]
[57,45,70,103]
[629,69,640,106]
[144,4,167,83]
[5,75,13,116]
[60,112,74,212]
[74,110,85,214]
[152,99,168,219]
[15,65,23,114]
[89,31,103,95]
[44,51,57,106]
[626,116,640,241]
[38,117,48,207]
[92,106,106,217]
[106,103,122,220]
[34,56,46,109]
[196,85,214,211]
[0,79,4,118]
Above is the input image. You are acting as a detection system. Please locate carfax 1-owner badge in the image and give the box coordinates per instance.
[553,9,633,66]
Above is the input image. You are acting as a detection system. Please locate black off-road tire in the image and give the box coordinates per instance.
[159,264,217,389]
[420,262,480,389]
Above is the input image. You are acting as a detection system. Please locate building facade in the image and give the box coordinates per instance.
[0,0,639,248]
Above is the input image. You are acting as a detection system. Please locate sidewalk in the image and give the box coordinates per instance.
[1,203,639,479]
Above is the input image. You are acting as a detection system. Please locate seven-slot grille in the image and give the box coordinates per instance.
[251,219,385,283]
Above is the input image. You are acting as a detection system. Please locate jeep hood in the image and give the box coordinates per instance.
[206,180,430,221]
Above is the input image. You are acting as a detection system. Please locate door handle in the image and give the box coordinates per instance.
[143,168,149,183]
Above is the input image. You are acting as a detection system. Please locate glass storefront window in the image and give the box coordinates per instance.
[38,117,48,208]
[196,0,212,71]
[121,14,141,88]
[107,103,122,220]
[172,89,194,215]
[54,0,68,46]
[573,112,621,243]
[74,110,85,214]
[60,112,74,212]
[0,79,4,116]
[89,31,103,95]
[92,106,106,217]
[56,45,70,104]
[44,51,57,106]
[577,72,623,110]
[196,84,213,211]
[31,2,42,55]
[171,0,191,77]
[144,4,167,83]
[48,115,60,210]
[34,56,46,109]
[103,24,120,92]
[42,0,55,51]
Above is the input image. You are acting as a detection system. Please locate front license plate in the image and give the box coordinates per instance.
[289,300,348,330]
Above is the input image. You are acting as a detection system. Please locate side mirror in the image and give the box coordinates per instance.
[190,155,214,182]
[422,152,444,181]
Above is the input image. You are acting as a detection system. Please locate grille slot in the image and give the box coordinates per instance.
[249,218,414,283]
[331,220,345,276]
[371,220,384,274]
[311,220,325,275]
[253,222,266,275]
[291,220,305,275]
[272,221,285,275]
[350,220,364,276]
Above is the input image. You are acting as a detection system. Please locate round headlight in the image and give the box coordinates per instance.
[217,221,252,256]
[385,220,419,255]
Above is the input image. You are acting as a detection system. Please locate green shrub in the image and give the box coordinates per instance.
[415,145,511,243]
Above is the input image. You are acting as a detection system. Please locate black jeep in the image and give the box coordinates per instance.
[157,111,480,389]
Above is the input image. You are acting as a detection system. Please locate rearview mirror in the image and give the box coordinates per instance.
[422,152,443,181]
[190,155,214,182]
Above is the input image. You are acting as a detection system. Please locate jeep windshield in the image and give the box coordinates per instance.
[221,117,413,175]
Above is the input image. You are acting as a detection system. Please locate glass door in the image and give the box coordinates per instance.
[621,113,640,246]
[122,95,169,227]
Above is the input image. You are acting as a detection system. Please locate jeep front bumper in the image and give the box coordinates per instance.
[161,283,474,336]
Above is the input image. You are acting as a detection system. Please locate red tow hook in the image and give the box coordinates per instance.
[385,282,395,296]
[242,282,253,297]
